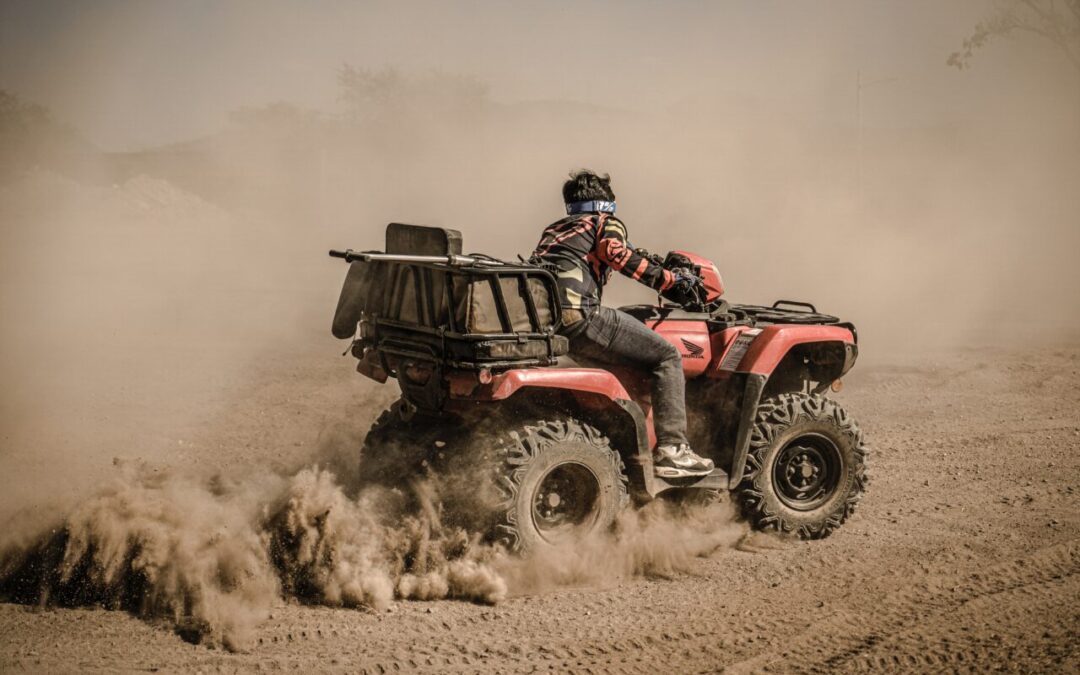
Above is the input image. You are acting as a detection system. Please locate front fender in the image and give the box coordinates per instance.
[735,324,856,376]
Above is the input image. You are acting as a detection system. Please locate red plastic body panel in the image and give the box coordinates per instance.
[463,367,632,402]
[444,323,853,451]
[670,250,724,301]
[705,325,757,378]
[732,324,855,375]
[646,319,712,377]
[451,367,658,449]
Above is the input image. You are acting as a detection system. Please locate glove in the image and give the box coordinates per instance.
[662,272,704,307]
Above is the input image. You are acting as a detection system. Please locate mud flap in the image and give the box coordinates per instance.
[613,398,654,503]
[728,373,768,489]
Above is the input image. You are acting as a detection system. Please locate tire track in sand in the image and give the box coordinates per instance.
[718,538,1080,674]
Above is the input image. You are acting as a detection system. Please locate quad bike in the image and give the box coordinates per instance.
[330,224,867,552]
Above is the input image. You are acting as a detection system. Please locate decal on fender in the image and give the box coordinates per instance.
[719,329,762,371]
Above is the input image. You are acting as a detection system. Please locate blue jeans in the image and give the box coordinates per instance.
[565,306,689,447]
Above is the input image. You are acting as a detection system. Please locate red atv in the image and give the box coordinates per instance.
[331,224,867,551]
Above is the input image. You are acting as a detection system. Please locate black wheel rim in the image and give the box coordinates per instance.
[531,462,601,543]
[772,433,843,511]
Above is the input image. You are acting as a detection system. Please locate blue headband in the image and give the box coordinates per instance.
[566,200,616,215]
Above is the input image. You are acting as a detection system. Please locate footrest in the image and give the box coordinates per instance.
[652,468,730,493]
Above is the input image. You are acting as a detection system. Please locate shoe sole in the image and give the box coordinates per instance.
[655,466,714,479]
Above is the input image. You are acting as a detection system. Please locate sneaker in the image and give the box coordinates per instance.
[654,444,714,479]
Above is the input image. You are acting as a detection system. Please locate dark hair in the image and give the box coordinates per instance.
[562,169,615,203]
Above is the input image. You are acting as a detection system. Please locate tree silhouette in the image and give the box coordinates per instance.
[0,90,91,182]
[0,90,50,132]
[948,0,1080,72]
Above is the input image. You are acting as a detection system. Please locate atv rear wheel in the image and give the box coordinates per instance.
[358,400,447,488]
[492,418,629,553]
[736,393,867,539]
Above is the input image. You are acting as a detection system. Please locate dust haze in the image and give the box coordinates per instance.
[1,0,1078,661]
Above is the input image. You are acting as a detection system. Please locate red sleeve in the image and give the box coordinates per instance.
[595,216,674,291]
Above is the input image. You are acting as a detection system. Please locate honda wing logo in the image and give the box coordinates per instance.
[680,338,705,359]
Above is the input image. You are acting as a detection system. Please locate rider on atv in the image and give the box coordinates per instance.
[531,169,715,478]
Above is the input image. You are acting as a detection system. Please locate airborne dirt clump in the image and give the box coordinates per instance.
[0,453,746,652]
[0,462,280,651]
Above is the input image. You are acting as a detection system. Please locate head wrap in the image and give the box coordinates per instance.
[565,200,616,215]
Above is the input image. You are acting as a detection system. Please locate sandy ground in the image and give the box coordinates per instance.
[1,342,1078,674]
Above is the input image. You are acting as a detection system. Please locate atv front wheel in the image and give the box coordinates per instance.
[493,418,629,553]
[736,393,867,539]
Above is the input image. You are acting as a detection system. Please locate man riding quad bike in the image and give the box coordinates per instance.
[531,170,716,480]
[329,173,868,552]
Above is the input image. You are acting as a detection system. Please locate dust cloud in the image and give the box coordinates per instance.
[0,457,746,651]
[0,0,1077,651]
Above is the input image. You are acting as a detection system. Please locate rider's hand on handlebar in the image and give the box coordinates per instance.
[674,271,703,292]
[679,271,699,283]
[662,271,704,307]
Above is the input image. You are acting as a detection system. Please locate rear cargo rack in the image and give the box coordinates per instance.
[362,258,568,370]
[331,224,569,376]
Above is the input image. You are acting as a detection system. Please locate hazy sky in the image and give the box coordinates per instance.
[1,0,1076,149]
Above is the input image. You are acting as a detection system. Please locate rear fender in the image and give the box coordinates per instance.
[462,368,632,401]
[451,368,657,502]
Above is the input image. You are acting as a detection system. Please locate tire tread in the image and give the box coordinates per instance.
[736,392,868,539]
